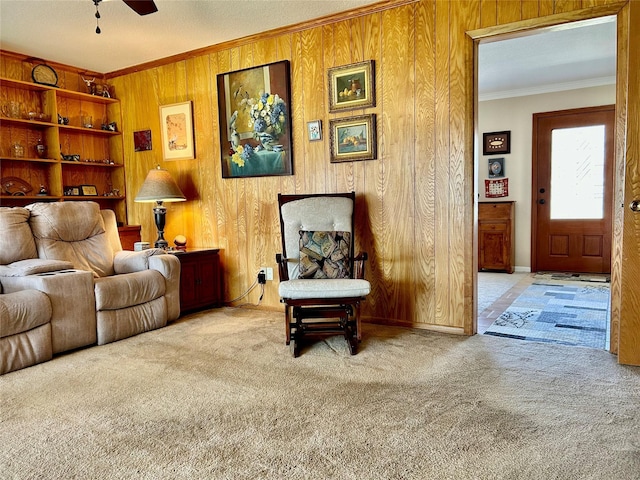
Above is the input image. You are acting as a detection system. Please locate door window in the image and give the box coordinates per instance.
[550,125,606,220]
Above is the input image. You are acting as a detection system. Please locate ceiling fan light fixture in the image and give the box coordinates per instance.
[90,0,158,35]
[93,0,102,34]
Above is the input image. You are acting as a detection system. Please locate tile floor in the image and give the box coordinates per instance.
[477,272,533,334]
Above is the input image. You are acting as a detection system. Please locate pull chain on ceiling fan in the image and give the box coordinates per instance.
[92,0,158,34]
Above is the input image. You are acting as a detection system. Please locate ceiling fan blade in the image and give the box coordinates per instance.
[122,0,158,16]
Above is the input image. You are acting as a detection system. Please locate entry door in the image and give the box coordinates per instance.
[532,105,615,273]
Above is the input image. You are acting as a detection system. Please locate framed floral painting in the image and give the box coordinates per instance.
[329,114,377,163]
[217,60,293,178]
[328,60,375,113]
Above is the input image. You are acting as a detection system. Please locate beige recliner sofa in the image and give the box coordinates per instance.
[0,202,181,373]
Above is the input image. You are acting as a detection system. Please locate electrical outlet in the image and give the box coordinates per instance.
[260,267,273,281]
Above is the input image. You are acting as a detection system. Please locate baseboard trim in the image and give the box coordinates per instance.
[364,317,466,335]
[514,266,531,273]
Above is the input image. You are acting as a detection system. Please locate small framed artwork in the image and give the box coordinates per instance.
[133,130,152,152]
[485,178,509,198]
[216,60,293,178]
[64,186,80,196]
[159,101,195,160]
[329,114,377,163]
[483,131,510,155]
[80,185,98,196]
[488,158,505,178]
[307,120,322,141]
[328,60,375,112]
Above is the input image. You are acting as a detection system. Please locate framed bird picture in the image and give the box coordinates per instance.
[159,102,195,160]
[216,60,293,178]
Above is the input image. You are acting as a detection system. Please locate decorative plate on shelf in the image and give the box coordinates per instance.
[1,176,33,196]
[31,64,58,87]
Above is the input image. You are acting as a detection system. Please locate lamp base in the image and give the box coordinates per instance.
[153,202,168,250]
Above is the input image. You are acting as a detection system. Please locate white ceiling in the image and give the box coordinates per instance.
[0,1,617,98]
[0,0,383,73]
[479,17,616,100]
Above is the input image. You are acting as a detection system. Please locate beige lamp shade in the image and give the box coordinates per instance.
[135,165,186,203]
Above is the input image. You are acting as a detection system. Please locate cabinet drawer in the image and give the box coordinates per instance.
[479,202,512,220]
[479,221,507,232]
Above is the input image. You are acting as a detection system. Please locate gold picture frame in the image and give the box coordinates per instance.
[328,60,375,113]
[80,184,98,196]
[216,60,293,178]
[329,114,377,163]
[159,101,195,161]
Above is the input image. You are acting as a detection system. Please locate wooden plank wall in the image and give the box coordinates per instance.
[104,0,629,334]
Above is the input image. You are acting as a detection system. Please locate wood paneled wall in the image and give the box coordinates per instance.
[105,0,633,335]
[4,0,634,345]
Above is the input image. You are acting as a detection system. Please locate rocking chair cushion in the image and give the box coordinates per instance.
[279,278,370,300]
[299,230,351,279]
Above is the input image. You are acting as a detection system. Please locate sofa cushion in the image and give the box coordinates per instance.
[0,259,74,277]
[94,270,166,311]
[0,207,37,265]
[0,323,52,375]
[279,278,370,300]
[27,202,115,277]
[0,289,52,338]
[97,297,167,346]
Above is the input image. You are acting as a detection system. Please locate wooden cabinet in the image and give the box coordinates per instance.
[171,248,222,314]
[0,77,127,223]
[478,201,515,273]
[117,225,141,250]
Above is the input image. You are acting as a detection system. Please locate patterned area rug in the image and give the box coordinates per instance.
[483,274,610,349]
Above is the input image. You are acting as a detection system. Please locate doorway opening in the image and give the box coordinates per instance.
[473,17,617,350]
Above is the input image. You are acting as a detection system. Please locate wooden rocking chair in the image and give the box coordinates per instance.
[276,192,370,357]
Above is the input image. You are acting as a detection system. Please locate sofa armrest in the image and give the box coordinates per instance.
[113,249,181,322]
[149,254,181,322]
[113,248,167,274]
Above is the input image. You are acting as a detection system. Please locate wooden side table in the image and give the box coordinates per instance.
[170,248,222,314]
[117,225,142,250]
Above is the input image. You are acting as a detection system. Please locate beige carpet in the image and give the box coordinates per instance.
[1,308,639,479]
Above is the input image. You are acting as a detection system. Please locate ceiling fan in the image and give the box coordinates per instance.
[122,0,158,16]
[93,0,158,34]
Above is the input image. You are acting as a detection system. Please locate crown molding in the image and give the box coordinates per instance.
[479,76,616,102]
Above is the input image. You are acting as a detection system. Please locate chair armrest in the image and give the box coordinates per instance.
[113,248,167,274]
[276,253,290,281]
[353,252,368,279]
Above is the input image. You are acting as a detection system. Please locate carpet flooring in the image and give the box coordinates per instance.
[483,275,610,349]
[1,308,639,479]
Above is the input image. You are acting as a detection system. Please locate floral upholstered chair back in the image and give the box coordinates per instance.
[280,195,355,281]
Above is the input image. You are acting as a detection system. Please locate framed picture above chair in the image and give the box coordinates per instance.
[216,60,293,178]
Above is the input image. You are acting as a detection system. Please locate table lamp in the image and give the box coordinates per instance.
[134,165,186,248]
